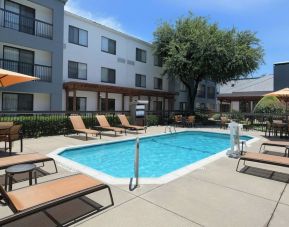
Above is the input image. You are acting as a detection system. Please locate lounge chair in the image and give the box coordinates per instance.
[69,115,101,140]
[0,153,58,173]
[96,115,126,136]
[0,174,114,225]
[185,116,195,127]
[118,114,146,133]
[259,141,289,156]
[236,151,289,172]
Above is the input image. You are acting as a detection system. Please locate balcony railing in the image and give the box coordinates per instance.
[0,8,53,39]
[0,59,52,82]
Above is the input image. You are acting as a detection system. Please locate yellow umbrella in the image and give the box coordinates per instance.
[265,88,289,111]
[0,68,39,87]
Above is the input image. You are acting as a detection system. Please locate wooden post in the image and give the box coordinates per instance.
[105,92,108,112]
[122,94,125,111]
[73,89,77,112]
[65,89,69,111]
[97,92,101,111]
[148,96,151,111]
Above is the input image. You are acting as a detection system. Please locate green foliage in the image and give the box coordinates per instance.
[0,114,121,138]
[229,110,245,122]
[253,96,285,114]
[153,13,264,111]
[146,115,160,126]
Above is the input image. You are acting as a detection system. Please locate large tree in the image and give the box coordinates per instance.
[153,13,264,112]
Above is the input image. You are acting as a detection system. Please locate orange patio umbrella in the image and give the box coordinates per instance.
[0,68,39,87]
[265,88,289,111]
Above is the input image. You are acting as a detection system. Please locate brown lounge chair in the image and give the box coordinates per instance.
[0,174,114,225]
[96,115,126,136]
[69,115,101,140]
[0,153,58,173]
[259,141,289,156]
[236,151,289,172]
[0,124,23,155]
[118,114,146,133]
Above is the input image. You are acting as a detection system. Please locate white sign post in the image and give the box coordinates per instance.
[227,121,241,158]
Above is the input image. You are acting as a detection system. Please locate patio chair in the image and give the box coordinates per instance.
[69,115,101,140]
[236,151,289,172]
[0,122,14,127]
[96,115,126,136]
[0,124,23,155]
[0,174,114,226]
[220,116,229,129]
[117,114,146,133]
[185,116,195,127]
[174,115,183,127]
[0,153,58,173]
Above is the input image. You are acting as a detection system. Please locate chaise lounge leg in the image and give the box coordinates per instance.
[52,160,58,173]
[107,186,114,206]
[236,159,241,172]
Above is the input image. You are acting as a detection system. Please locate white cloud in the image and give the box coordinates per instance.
[65,0,123,32]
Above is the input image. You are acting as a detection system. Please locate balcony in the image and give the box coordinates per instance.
[0,8,53,40]
[0,59,52,82]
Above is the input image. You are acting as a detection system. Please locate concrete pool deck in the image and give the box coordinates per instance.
[1,126,289,226]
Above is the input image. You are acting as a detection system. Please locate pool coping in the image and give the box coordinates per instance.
[48,130,260,185]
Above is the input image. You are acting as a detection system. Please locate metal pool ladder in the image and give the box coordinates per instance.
[164,125,176,133]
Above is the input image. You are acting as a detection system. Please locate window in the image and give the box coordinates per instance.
[154,55,162,67]
[68,97,87,111]
[69,26,88,47]
[135,74,146,88]
[68,61,87,80]
[197,84,206,98]
[101,67,116,84]
[136,48,146,63]
[207,86,216,99]
[5,0,35,35]
[179,102,187,111]
[3,46,34,76]
[154,77,163,90]
[179,82,187,92]
[153,101,162,111]
[101,98,115,111]
[2,93,33,111]
[101,36,116,55]
[239,101,251,113]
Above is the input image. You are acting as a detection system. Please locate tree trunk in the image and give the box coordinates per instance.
[184,78,201,114]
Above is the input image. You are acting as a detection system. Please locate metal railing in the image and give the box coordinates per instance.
[0,8,53,39]
[0,59,52,82]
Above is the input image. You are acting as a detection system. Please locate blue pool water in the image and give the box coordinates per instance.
[60,131,252,178]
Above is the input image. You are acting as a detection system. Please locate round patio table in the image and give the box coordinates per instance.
[5,164,37,191]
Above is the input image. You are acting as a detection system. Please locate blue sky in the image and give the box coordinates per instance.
[66,0,289,77]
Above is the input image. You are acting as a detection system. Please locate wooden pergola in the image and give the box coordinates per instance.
[63,82,176,112]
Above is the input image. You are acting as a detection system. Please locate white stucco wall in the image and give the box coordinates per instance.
[63,12,168,92]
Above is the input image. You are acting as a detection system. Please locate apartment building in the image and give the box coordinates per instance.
[62,12,217,112]
[62,11,176,112]
[0,0,66,111]
[0,1,217,112]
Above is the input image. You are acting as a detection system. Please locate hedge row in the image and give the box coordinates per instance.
[0,114,161,138]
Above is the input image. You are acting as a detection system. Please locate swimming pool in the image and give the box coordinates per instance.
[54,131,253,183]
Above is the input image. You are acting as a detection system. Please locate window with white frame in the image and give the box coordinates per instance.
[68,61,87,80]
[69,25,88,47]
[101,36,116,55]
[136,48,147,63]
[101,67,116,84]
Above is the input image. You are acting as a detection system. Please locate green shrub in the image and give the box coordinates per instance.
[146,115,159,126]
[253,96,285,114]
[229,110,244,122]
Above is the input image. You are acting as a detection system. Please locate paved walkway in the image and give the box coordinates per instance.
[1,126,289,227]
